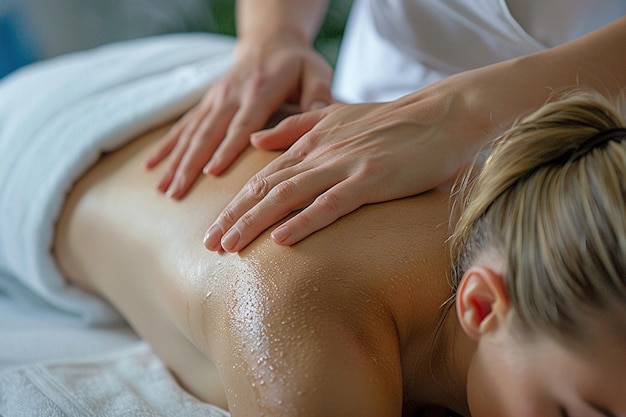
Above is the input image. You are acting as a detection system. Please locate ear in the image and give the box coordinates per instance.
[456,266,510,340]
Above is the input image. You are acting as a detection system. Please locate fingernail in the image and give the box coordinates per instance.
[202,163,212,175]
[221,227,241,252]
[154,179,166,193]
[165,186,181,199]
[166,179,185,199]
[204,224,222,250]
[309,101,328,111]
[271,225,291,243]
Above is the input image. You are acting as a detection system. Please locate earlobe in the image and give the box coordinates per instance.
[456,265,509,340]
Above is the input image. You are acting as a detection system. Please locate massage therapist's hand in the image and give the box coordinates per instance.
[204,91,478,253]
[145,36,333,199]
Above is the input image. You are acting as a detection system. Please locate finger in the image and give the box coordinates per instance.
[154,113,205,194]
[270,176,371,246]
[203,135,323,251]
[215,167,344,253]
[203,124,256,175]
[299,63,332,112]
[166,106,235,198]
[202,165,302,251]
[204,75,280,175]
[145,130,179,170]
[203,171,276,251]
[144,109,196,169]
[251,110,324,150]
[243,134,318,185]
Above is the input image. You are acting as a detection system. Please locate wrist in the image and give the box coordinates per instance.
[239,24,311,49]
[234,32,314,65]
[445,55,556,151]
[399,74,494,166]
[237,1,329,48]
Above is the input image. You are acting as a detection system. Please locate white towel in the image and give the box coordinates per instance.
[0,33,235,324]
[0,343,230,417]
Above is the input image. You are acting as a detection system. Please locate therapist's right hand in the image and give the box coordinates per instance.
[145,35,333,199]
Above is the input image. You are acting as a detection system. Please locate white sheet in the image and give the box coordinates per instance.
[0,33,235,416]
[0,33,234,324]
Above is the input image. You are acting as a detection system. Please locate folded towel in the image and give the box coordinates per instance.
[0,33,235,324]
[0,343,230,417]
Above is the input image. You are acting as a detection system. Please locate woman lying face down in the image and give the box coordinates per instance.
[448,90,626,417]
[54,90,626,416]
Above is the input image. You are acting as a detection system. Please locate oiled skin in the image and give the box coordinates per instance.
[54,122,460,417]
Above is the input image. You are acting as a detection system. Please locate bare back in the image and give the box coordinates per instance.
[54,122,454,416]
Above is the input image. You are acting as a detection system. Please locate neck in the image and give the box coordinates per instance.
[401,305,475,416]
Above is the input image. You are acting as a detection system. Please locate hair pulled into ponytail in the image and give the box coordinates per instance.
[450,89,626,341]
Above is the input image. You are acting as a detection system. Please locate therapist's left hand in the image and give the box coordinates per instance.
[204,95,471,253]
[144,35,333,199]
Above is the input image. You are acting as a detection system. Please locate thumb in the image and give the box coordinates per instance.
[308,100,330,111]
[251,111,323,150]
[299,63,332,112]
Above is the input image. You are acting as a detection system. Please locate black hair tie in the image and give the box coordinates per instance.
[569,127,626,161]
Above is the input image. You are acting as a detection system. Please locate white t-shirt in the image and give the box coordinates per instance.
[333,0,626,102]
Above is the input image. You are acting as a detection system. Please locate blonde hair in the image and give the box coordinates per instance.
[450,90,626,341]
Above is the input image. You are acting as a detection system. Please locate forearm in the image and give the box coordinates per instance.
[451,15,626,152]
[237,0,330,45]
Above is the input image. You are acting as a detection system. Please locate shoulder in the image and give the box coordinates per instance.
[211,218,407,416]
[214,189,452,416]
